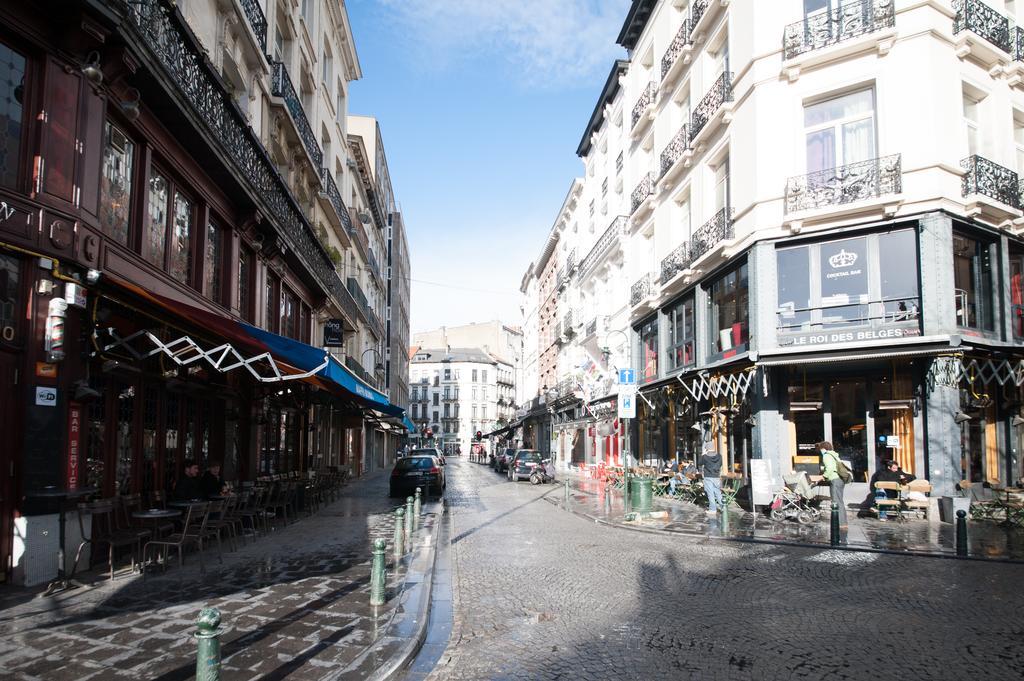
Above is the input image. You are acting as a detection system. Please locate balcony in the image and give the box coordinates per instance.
[783,0,896,60]
[318,167,353,242]
[238,0,268,54]
[690,72,733,145]
[630,82,657,137]
[347,276,368,313]
[367,248,382,284]
[616,152,624,175]
[579,216,627,280]
[784,154,903,215]
[270,61,323,170]
[602,177,608,198]
[346,355,376,387]
[659,122,691,184]
[630,273,654,308]
[556,266,568,291]
[660,240,692,285]
[689,208,734,263]
[690,0,709,35]
[585,318,598,338]
[961,155,1022,218]
[631,173,655,216]
[661,18,692,84]
[953,0,1011,67]
[567,248,578,273]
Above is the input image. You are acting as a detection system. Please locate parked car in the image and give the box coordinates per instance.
[410,447,445,465]
[495,448,516,473]
[508,449,543,482]
[390,455,446,497]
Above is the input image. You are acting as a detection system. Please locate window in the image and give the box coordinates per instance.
[482,405,487,419]
[707,262,749,356]
[204,221,221,302]
[472,369,478,382]
[639,317,658,382]
[433,394,439,406]
[168,192,193,284]
[0,41,26,189]
[819,236,868,328]
[713,157,729,213]
[322,43,333,86]
[963,92,980,157]
[145,171,194,285]
[953,232,995,332]
[412,404,418,418]
[280,287,298,339]
[100,122,134,245]
[1014,115,1024,174]
[878,230,920,322]
[301,0,312,25]
[265,274,279,333]
[0,253,21,346]
[432,410,438,423]
[1010,249,1024,341]
[444,404,450,417]
[777,246,811,332]
[482,370,488,383]
[805,89,875,174]
[238,246,254,322]
[472,405,477,418]
[145,173,169,269]
[274,28,285,62]
[472,387,477,399]
[666,296,695,370]
[444,368,451,380]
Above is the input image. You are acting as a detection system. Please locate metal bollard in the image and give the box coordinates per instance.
[563,478,570,505]
[393,508,405,558]
[604,485,612,514]
[414,488,422,530]
[370,538,387,606]
[956,509,969,557]
[194,607,223,681]
[830,502,841,547]
[405,496,415,538]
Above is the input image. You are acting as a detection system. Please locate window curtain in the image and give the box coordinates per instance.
[892,374,915,473]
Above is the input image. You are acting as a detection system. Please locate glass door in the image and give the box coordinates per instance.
[831,380,867,482]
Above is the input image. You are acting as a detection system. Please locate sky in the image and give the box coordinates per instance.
[345,0,632,335]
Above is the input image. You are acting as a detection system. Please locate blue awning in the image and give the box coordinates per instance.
[403,416,416,433]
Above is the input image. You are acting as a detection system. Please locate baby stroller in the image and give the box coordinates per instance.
[768,472,822,525]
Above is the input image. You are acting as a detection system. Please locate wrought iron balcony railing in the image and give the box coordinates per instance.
[239,0,268,54]
[602,177,608,197]
[347,276,368,311]
[320,166,354,237]
[659,122,690,178]
[961,155,1021,209]
[691,72,733,142]
[271,61,323,169]
[660,240,692,284]
[556,266,568,290]
[631,173,654,214]
[690,0,709,32]
[567,247,578,272]
[123,0,355,325]
[785,154,902,214]
[589,200,595,217]
[366,306,384,339]
[616,151,624,175]
[689,208,734,262]
[1016,25,1024,61]
[579,216,627,278]
[631,82,657,129]
[586,318,598,337]
[661,18,691,80]
[367,248,381,282]
[953,0,1010,53]
[631,273,654,307]
[783,0,895,59]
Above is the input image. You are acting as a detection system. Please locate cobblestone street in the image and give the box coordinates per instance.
[428,459,1024,681]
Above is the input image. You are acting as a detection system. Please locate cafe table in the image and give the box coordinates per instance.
[25,486,98,596]
[132,508,182,570]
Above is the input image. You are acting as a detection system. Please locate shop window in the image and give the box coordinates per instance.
[878,230,920,322]
[145,173,169,269]
[145,170,194,285]
[280,286,298,339]
[805,88,875,173]
[86,376,107,493]
[164,393,180,494]
[777,246,811,332]
[0,42,26,189]
[114,382,136,495]
[265,274,279,333]
[100,121,134,245]
[639,316,658,382]
[0,253,21,346]
[203,221,222,303]
[707,262,749,358]
[169,192,193,284]
[820,236,868,328]
[1011,249,1024,341]
[953,232,995,332]
[666,295,695,371]
[238,245,254,322]
[142,385,159,495]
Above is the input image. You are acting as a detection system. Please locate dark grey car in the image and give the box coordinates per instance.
[390,455,445,497]
[508,450,543,482]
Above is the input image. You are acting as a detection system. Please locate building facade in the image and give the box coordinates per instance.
[520,0,1024,505]
[0,0,410,586]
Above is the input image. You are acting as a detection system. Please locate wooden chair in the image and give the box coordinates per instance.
[903,479,932,520]
[143,502,208,572]
[874,481,904,521]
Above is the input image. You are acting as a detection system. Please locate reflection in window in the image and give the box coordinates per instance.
[0,42,26,189]
[804,89,875,173]
[169,192,192,284]
[777,246,811,331]
[878,230,920,322]
[708,263,749,356]
[1010,251,1024,340]
[639,317,658,382]
[100,122,134,245]
[280,287,297,339]
[145,173,169,268]
[953,232,994,332]
[666,296,695,370]
[204,222,221,302]
[0,253,20,345]
[819,236,868,328]
[238,246,253,321]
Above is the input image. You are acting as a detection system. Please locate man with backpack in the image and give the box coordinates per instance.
[818,440,852,528]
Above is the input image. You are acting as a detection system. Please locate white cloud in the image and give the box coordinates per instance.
[377,0,631,87]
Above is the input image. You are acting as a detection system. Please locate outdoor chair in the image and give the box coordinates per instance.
[720,474,741,509]
[80,499,143,579]
[113,494,153,544]
[143,501,209,573]
[903,479,932,520]
[874,481,905,521]
[265,483,290,528]
[236,486,266,537]
[195,499,228,561]
[958,481,999,521]
[223,491,250,545]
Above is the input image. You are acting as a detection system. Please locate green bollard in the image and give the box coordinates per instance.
[956,509,969,557]
[830,502,841,547]
[370,538,387,606]
[405,496,415,538]
[393,508,405,558]
[194,607,223,681]
[414,488,422,530]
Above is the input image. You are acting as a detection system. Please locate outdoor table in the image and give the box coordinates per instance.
[26,486,97,596]
[167,499,205,509]
[992,487,1024,527]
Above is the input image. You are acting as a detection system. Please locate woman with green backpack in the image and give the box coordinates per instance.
[817,440,852,528]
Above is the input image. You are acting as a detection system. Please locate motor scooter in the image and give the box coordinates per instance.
[529,458,556,485]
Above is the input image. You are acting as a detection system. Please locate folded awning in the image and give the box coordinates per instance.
[95,275,406,419]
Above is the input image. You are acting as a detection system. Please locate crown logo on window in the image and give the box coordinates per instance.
[828,249,858,268]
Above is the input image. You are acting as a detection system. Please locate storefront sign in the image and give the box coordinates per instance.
[67,402,82,489]
[886,435,900,448]
[35,386,57,406]
[780,326,920,348]
[35,362,57,378]
[750,459,778,507]
[323,319,344,347]
[617,394,636,419]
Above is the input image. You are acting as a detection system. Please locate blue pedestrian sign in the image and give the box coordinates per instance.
[618,368,636,385]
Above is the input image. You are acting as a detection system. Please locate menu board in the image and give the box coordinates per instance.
[750,459,777,508]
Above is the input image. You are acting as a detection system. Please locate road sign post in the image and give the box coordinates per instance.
[617,369,637,513]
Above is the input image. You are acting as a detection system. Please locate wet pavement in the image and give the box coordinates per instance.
[561,473,1024,560]
[0,471,430,680]
[426,458,1024,680]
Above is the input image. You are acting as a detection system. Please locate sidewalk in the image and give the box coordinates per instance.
[555,473,1024,561]
[0,471,440,680]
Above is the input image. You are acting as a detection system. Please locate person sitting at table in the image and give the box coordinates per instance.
[201,461,226,498]
[681,460,698,479]
[173,461,203,501]
[663,458,682,495]
[871,459,915,499]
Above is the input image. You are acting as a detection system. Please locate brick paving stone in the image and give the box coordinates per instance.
[0,470,418,681]
[424,458,1024,681]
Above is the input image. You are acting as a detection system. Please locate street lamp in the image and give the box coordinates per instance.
[361,348,385,387]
